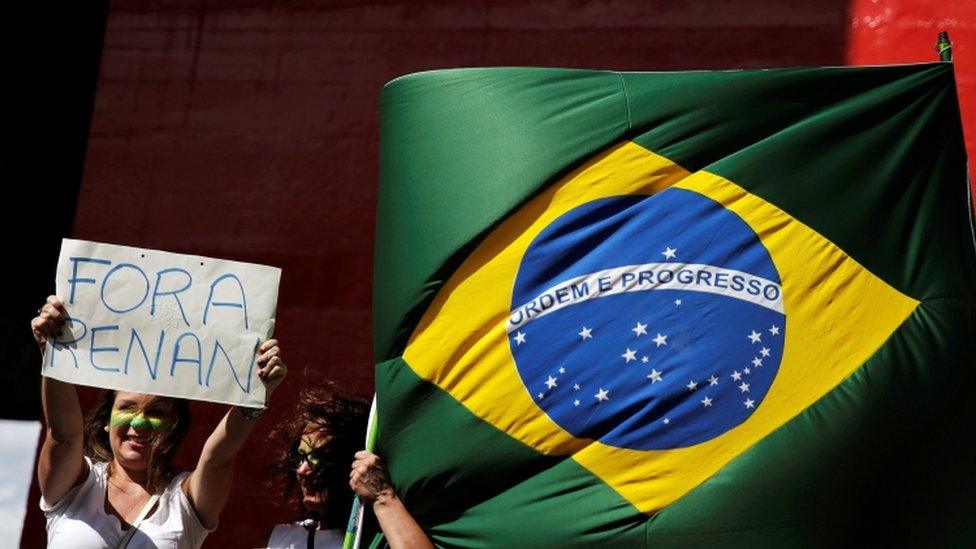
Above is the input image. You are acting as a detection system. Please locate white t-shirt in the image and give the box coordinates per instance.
[41,457,214,549]
[267,522,343,549]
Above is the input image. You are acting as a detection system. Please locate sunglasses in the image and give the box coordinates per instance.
[110,410,172,431]
[287,446,336,471]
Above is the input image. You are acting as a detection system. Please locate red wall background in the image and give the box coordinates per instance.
[848,0,976,174]
[20,1,975,546]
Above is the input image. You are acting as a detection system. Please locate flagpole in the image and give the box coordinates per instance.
[343,395,378,549]
[936,31,953,62]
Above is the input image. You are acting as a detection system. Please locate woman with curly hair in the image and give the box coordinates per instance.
[32,295,287,548]
[261,383,430,548]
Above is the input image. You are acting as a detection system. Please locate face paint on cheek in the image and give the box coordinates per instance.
[110,410,172,431]
[145,416,171,430]
[110,410,136,428]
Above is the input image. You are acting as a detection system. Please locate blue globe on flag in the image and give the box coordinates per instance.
[509,188,786,450]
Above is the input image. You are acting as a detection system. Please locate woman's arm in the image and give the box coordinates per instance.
[184,339,287,529]
[350,451,433,549]
[33,296,87,506]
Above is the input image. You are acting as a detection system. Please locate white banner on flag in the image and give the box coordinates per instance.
[43,239,281,408]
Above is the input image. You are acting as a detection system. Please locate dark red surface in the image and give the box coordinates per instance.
[22,1,975,547]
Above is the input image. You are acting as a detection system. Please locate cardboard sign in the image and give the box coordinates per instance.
[42,239,281,407]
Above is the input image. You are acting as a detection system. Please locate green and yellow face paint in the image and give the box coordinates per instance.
[109,410,172,431]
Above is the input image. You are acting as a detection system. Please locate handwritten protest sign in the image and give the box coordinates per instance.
[42,239,281,408]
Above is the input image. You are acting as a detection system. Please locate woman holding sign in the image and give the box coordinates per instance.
[32,295,287,549]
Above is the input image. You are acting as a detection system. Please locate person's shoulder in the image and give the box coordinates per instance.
[88,457,107,476]
[40,457,96,513]
[173,468,198,495]
[261,522,303,548]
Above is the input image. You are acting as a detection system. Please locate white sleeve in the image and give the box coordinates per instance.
[175,472,217,546]
[39,456,93,514]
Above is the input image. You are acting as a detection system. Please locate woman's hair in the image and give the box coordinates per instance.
[83,390,191,493]
[266,382,369,528]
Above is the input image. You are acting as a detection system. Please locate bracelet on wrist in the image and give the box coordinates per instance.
[237,405,265,420]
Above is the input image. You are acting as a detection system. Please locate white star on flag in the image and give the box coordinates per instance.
[595,388,610,402]
[731,370,743,381]
[739,382,750,393]
[708,375,719,386]
[744,399,756,409]
[573,383,581,391]
[647,369,663,383]
[641,356,649,363]
[663,418,671,424]
[744,367,751,375]
[662,246,677,260]
[770,325,780,336]
[674,298,682,306]
[752,357,762,367]
[573,399,580,407]
[558,367,565,374]
[748,330,762,343]
[515,331,527,345]
[545,376,558,389]
[701,396,713,407]
[760,347,771,357]
[622,348,637,362]
[632,322,648,336]
[537,392,544,399]
[686,380,698,391]
[578,327,593,340]
[653,333,668,347]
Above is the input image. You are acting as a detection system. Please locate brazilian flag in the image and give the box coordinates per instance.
[371,63,976,547]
